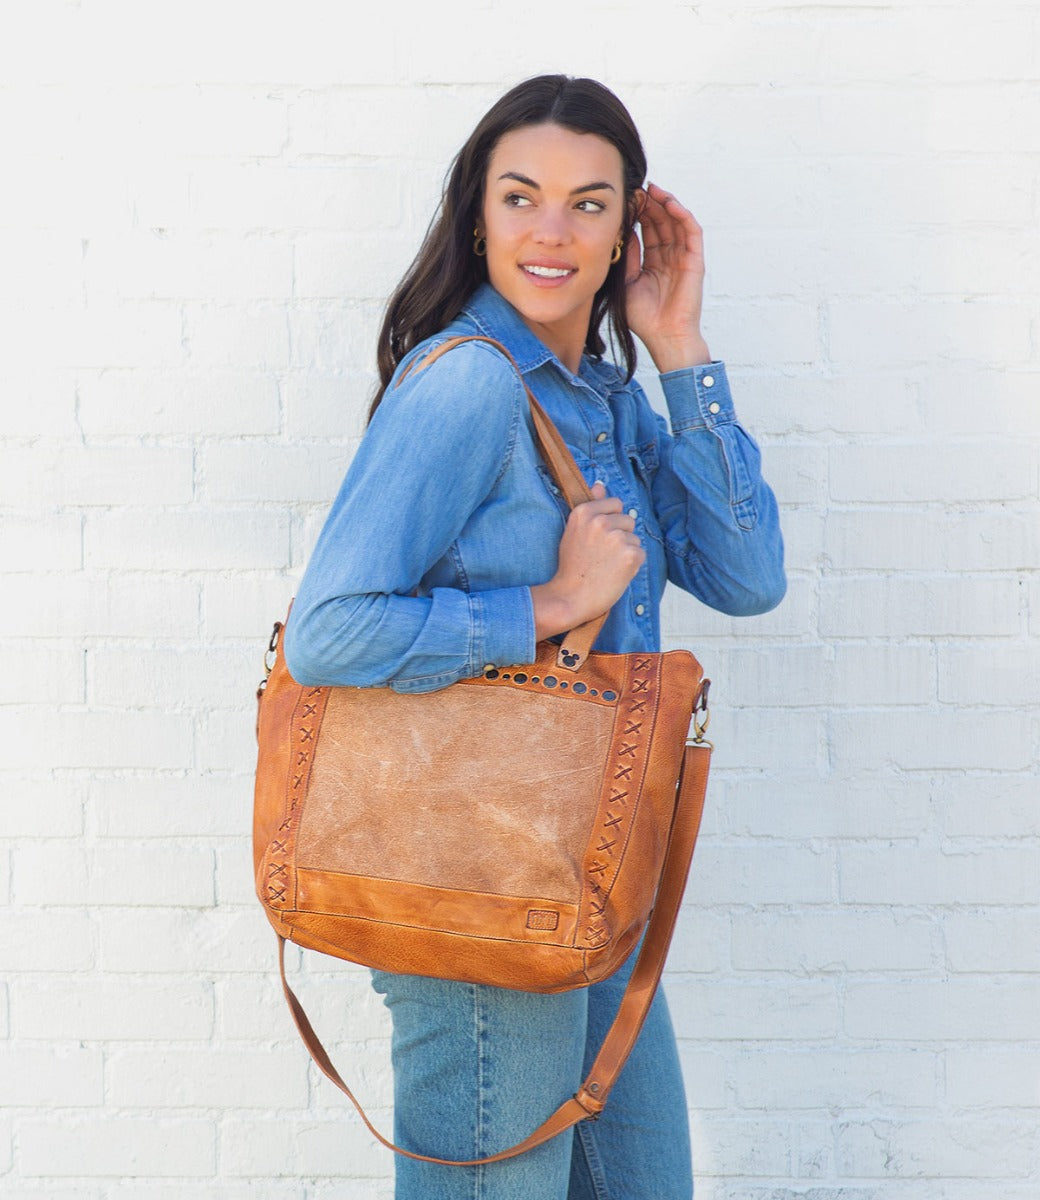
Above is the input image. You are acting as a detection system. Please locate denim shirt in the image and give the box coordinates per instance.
[285,283,785,693]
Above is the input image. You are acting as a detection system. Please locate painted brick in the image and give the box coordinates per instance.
[1,513,81,571]
[89,645,256,709]
[691,1116,792,1177]
[830,442,1036,503]
[944,911,1040,973]
[732,910,939,974]
[840,843,1038,906]
[190,164,404,232]
[0,1045,102,1106]
[201,571,293,640]
[182,302,290,370]
[86,231,293,302]
[833,709,1033,771]
[0,778,84,837]
[99,908,270,974]
[6,909,94,972]
[714,642,935,708]
[91,773,248,838]
[77,368,281,437]
[668,980,839,1042]
[684,841,835,907]
[198,441,352,503]
[730,1048,938,1110]
[844,979,1040,1041]
[945,1048,1040,1108]
[280,369,372,441]
[3,572,200,638]
[13,842,213,907]
[938,775,1040,838]
[828,299,1032,369]
[84,509,290,571]
[0,642,84,705]
[820,576,1021,639]
[17,1116,216,1177]
[107,1047,308,1109]
[0,709,194,771]
[938,642,1040,706]
[664,912,729,975]
[825,508,1040,572]
[675,1047,728,1110]
[11,977,213,1040]
[719,776,932,840]
[836,1118,1038,1179]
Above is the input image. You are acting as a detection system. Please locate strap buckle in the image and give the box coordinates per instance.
[688,678,712,749]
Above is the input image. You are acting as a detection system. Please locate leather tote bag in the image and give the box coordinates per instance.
[253,336,712,1165]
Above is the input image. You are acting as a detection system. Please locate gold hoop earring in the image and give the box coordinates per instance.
[610,239,623,265]
[473,226,487,257]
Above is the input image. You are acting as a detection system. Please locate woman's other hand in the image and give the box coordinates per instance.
[531,482,645,640]
[624,181,712,373]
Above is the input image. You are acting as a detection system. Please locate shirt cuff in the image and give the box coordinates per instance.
[659,361,735,432]
[470,585,535,673]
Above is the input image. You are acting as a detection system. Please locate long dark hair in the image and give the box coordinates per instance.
[369,75,648,419]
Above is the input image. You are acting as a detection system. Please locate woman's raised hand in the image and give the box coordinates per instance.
[530,482,645,641]
[623,181,712,373]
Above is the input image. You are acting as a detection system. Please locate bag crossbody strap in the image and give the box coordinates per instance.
[276,738,710,1167]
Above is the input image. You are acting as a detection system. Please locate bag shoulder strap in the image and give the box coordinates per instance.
[276,738,710,1167]
[398,333,605,670]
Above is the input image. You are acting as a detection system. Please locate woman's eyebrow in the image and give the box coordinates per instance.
[497,171,617,195]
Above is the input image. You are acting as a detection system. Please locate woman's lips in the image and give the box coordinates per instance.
[520,263,577,287]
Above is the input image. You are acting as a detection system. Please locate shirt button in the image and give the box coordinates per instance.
[709,402,721,415]
[482,664,494,673]
[595,432,608,443]
[702,374,715,388]
[635,604,646,616]
[627,508,638,520]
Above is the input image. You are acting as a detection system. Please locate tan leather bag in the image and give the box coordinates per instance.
[253,336,712,1165]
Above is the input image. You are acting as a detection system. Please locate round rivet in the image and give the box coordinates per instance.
[709,402,721,415]
[703,374,715,388]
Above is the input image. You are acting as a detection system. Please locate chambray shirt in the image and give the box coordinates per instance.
[285,283,785,694]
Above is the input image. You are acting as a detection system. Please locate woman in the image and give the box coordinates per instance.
[285,74,784,1200]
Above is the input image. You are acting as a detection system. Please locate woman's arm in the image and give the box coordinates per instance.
[285,342,534,693]
[645,365,786,615]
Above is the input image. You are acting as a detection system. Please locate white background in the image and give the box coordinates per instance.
[2,0,1038,1195]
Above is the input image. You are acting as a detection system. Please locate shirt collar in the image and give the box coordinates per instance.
[457,283,622,398]
[458,283,565,376]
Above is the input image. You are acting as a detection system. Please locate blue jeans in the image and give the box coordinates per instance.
[370,947,693,1200]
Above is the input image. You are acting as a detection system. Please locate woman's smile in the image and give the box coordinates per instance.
[478,122,625,371]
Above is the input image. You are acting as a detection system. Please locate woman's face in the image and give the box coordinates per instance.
[478,122,626,369]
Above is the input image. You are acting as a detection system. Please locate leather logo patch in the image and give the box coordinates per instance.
[526,909,560,931]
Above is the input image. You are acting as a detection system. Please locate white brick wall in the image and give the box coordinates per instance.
[3,0,1037,1194]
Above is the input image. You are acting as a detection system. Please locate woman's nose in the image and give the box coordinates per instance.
[532,208,571,244]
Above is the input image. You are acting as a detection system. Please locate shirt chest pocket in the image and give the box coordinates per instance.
[535,448,598,523]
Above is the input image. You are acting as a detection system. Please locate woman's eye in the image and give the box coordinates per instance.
[504,193,532,207]
[576,199,606,213]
